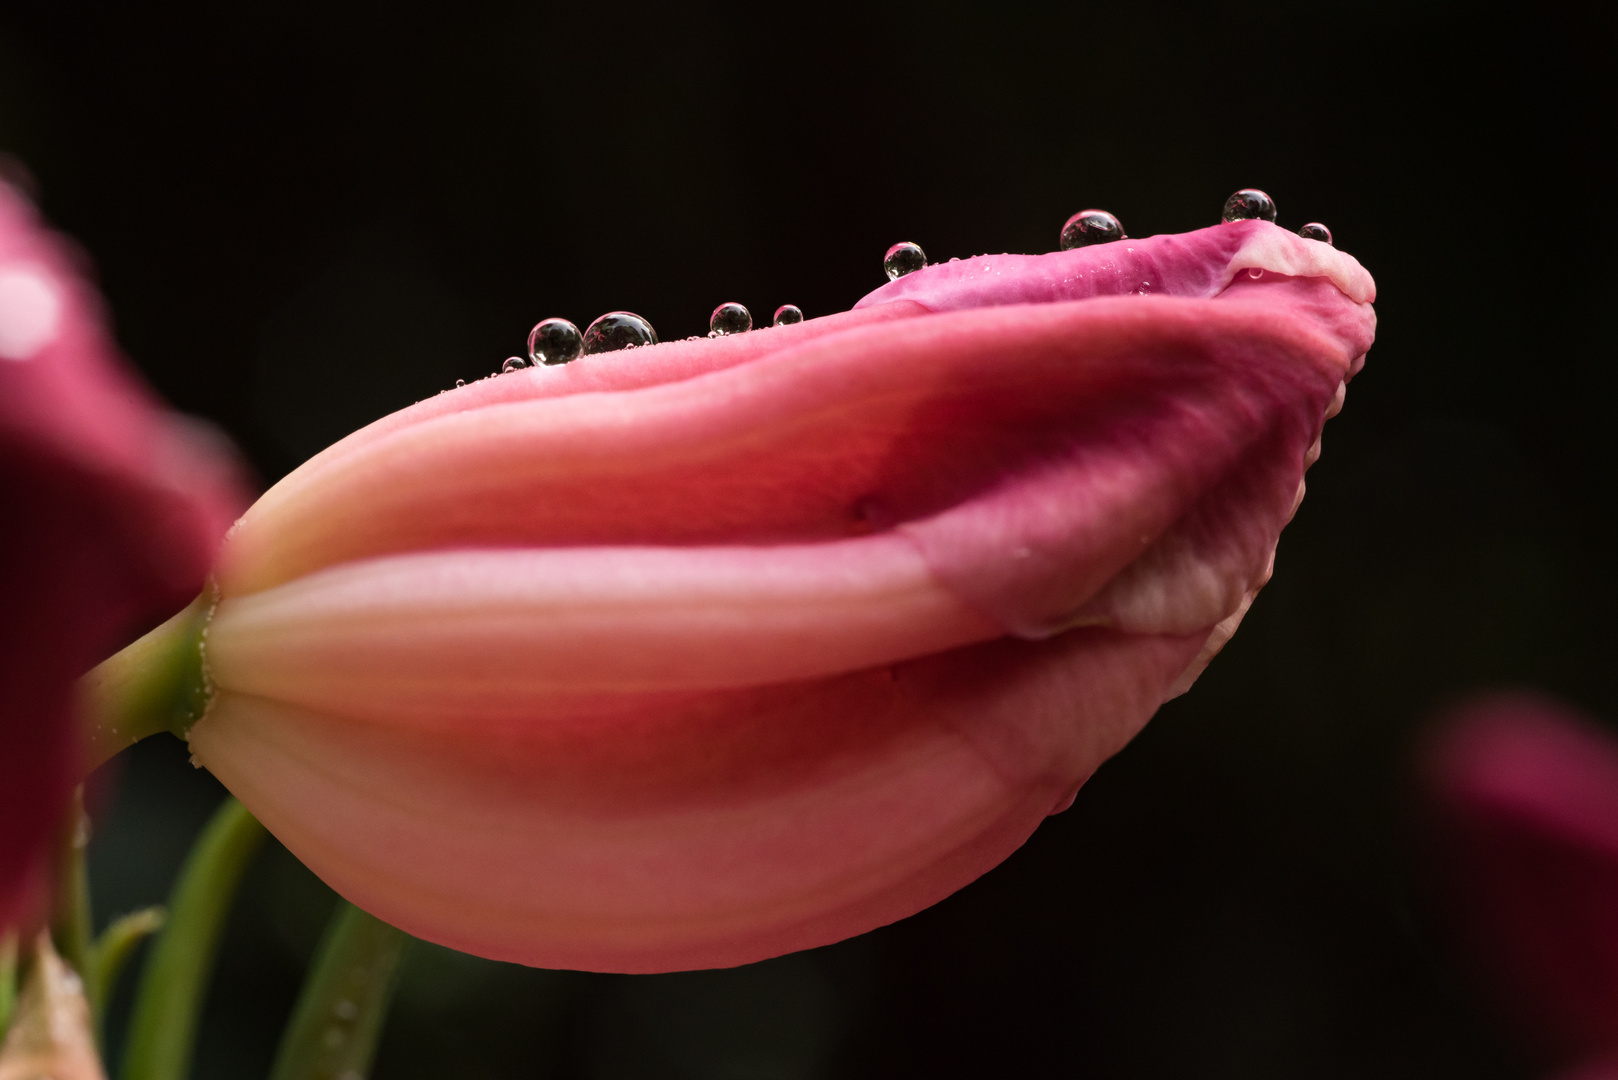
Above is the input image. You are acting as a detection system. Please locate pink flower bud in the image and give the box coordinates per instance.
[0,179,245,927]
[192,220,1375,972]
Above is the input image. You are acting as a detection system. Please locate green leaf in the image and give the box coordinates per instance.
[93,908,165,1021]
[268,903,410,1080]
[120,797,266,1080]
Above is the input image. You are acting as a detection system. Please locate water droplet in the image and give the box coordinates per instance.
[883,242,926,281]
[527,317,583,366]
[1298,222,1333,245]
[334,999,359,1021]
[581,312,658,355]
[500,356,528,373]
[454,379,465,388]
[1247,267,1264,279]
[1222,189,1277,223]
[772,304,804,326]
[1059,209,1125,250]
[708,302,752,337]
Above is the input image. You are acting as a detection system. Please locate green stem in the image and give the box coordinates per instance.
[79,592,213,773]
[0,930,16,1037]
[49,787,97,1022]
[267,904,410,1080]
[120,798,266,1080]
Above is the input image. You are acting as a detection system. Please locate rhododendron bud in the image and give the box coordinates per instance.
[0,179,244,927]
[189,218,1375,972]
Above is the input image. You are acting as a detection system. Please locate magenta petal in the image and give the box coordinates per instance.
[1559,1056,1618,1080]
[0,181,247,925]
[1426,695,1618,1062]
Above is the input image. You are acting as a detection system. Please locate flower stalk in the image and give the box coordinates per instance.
[77,594,213,775]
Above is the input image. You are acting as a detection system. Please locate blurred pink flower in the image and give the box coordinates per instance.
[190,219,1375,971]
[0,178,245,927]
[1426,694,1618,1073]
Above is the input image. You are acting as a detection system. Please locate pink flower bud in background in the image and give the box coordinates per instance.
[190,219,1375,972]
[1425,695,1618,1073]
[0,179,246,928]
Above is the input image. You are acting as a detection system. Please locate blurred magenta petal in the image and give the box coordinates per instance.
[192,220,1375,971]
[1426,695,1618,1064]
[0,181,246,927]
[1560,1059,1618,1080]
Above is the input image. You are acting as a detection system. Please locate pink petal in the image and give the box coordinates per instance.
[193,218,1376,971]
[192,625,1203,973]
[207,537,999,716]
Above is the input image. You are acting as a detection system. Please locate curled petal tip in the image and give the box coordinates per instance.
[855,219,1374,312]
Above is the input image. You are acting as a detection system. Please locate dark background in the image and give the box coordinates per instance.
[3,0,1615,1076]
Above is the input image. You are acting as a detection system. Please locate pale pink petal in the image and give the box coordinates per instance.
[206,537,999,716]
[191,625,1202,972]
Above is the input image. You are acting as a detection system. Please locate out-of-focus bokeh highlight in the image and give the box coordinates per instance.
[0,0,1611,1076]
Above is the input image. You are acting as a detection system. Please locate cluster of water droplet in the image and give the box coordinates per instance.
[488,312,649,376]
[873,190,1333,300]
[477,298,814,380]
[466,188,1342,387]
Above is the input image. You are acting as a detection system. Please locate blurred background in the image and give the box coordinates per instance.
[2,0,1614,1076]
